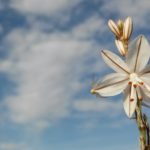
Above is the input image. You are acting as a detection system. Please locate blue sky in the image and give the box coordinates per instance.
[0,0,150,150]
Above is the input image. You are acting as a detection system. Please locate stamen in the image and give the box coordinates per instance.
[136,77,144,85]
[136,86,143,101]
[128,81,132,85]
[130,83,135,100]
[139,82,144,85]
[130,98,134,102]
[129,85,132,117]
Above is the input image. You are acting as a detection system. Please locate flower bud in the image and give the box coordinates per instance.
[108,20,120,37]
[117,19,124,31]
[115,39,126,56]
[123,17,133,40]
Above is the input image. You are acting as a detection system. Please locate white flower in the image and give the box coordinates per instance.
[91,35,150,118]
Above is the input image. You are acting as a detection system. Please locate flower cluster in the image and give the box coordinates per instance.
[91,17,150,118]
[108,17,132,56]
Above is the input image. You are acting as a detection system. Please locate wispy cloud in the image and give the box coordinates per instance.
[73,98,121,113]
[0,142,28,150]
[10,0,81,16]
[0,13,106,128]
[2,29,87,123]
[71,15,107,39]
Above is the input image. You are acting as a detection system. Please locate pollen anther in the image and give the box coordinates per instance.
[139,82,144,85]
[128,81,132,85]
[130,99,134,102]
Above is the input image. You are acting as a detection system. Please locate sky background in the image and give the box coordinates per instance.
[0,0,150,150]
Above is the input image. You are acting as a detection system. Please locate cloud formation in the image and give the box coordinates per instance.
[73,99,121,113]
[1,14,106,126]
[0,142,28,150]
[10,0,81,16]
[2,29,89,124]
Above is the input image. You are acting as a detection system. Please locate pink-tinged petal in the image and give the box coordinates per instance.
[91,73,128,97]
[101,50,130,74]
[126,35,150,72]
[123,85,137,118]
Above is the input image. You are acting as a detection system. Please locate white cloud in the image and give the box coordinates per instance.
[0,15,106,126]
[77,115,132,131]
[0,2,4,10]
[2,29,89,124]
[10,0,81,16]
[0,142,28,150]
[73,99,121,113]
[71,15,107,39]
[0,5,119,131]
[0,25,3,33]
[73,98,135,131]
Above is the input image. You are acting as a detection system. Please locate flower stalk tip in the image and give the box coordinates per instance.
[117,19,124,31]
[115,39,126,56]
[108,19,120,37]
[108,17,133,56]
[90,89,96,94]
[123,17,133,40]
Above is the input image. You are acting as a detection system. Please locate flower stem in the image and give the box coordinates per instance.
[135,100,150,150]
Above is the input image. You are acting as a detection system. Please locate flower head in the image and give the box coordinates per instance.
[108,17,133,56]
[108,17,133,40]
[91,35,150,118]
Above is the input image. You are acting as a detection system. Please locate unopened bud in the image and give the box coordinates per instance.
[123,17,133,40]
[117,19,124,31]
[108,20,120,37]
[115,39,126,56]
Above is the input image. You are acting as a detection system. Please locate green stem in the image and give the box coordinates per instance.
[135,100,147,150]
[143,114,150,146]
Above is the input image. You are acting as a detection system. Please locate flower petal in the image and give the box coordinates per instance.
[101,50,130,74]
[140,85,150,98]
[123,85,137,118]
[140,64,150,75]
[140,74,150,91]
[126,35,150,72]
[91,73,128,97]
[143,94,150,103]
[140,88,150,108]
